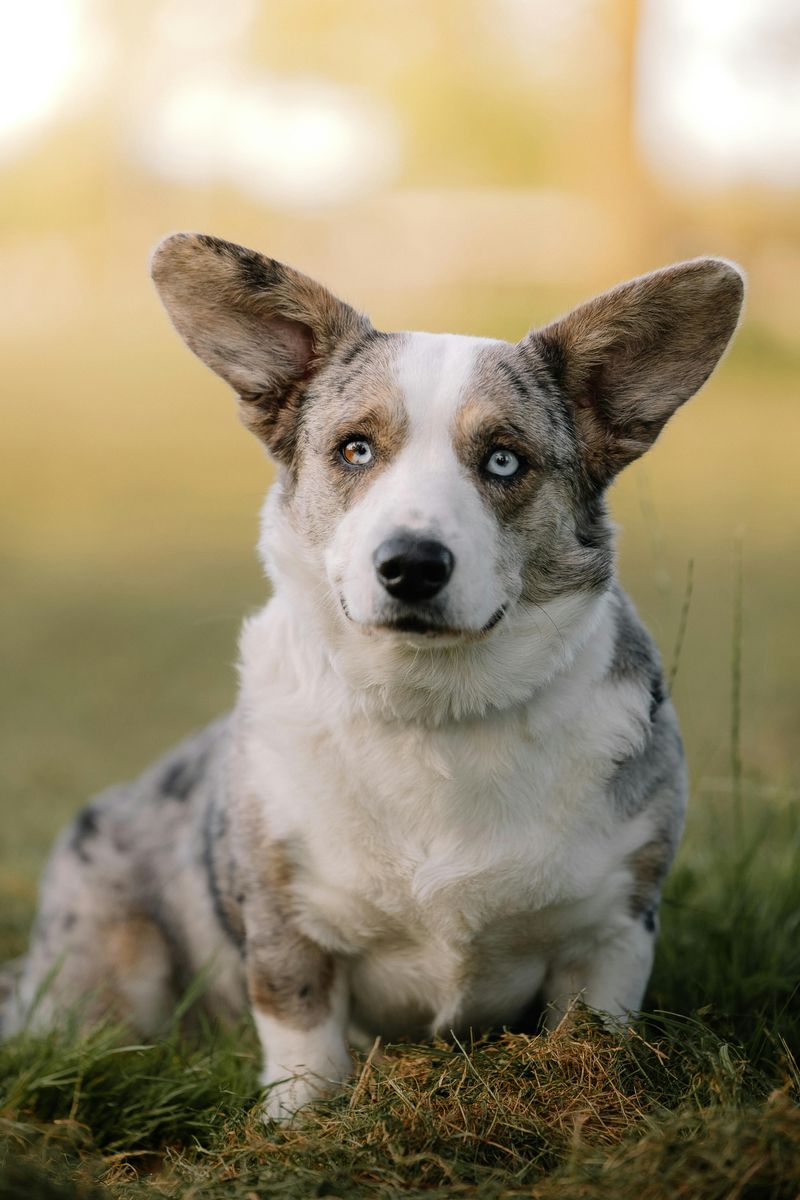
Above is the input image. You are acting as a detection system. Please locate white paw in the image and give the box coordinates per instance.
[260,1047,353,1124]
[254,1002,353,1124]
[261,1071,334,1124]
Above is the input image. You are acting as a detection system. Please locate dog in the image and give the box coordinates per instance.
[2,234,743,1121]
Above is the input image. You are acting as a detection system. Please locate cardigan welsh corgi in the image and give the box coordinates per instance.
[2,235,744,1121]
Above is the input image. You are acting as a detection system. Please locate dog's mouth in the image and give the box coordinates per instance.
[339,597,507,641]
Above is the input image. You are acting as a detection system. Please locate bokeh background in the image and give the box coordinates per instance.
[1,0,798,948]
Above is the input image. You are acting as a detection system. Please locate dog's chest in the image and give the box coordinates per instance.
[248,686,647,1030]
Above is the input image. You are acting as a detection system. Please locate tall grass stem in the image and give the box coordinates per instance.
[731,533,745,848]
[668,558,694,693]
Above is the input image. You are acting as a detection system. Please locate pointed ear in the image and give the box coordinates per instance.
[150,233,371,462]
[526,258,745,483]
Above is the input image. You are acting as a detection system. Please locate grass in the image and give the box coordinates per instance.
[1,919,798,1199]
[0,989,797,1198]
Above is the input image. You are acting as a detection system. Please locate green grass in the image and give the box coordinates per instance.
[1,523,798,1197]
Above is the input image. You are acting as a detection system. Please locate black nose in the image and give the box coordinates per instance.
[373,534,455,604]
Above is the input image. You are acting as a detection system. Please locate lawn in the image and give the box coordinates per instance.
[1,336,798,1197]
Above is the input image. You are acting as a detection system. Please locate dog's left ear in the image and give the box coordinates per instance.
[150,233,371,462]
[525,258,745,483]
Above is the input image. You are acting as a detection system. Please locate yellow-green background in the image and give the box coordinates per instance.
[1,0,798,946]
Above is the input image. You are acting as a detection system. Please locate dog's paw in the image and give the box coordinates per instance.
[260,1069,344,1125]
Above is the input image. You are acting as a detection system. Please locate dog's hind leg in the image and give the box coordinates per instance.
[0,957,26,1037]
[5,799,178,1038]
[8,902,177,1039]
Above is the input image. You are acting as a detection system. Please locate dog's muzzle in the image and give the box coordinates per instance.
[373,533,455,605]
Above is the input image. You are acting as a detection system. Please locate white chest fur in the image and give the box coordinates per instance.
[237,595,655,1035]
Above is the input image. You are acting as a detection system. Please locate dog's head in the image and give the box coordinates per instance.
[152,234,743,708]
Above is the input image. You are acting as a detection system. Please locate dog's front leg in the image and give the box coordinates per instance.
[246,926,352,1123]
[541,914,656,1030]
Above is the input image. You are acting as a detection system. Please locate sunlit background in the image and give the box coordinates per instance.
[1,0,798,930]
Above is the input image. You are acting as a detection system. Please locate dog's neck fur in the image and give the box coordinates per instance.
[252,482,614,726]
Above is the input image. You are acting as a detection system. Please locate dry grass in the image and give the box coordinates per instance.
[1,1003,797,1199]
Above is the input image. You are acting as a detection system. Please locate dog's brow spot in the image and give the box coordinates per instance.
[496,360,537,404]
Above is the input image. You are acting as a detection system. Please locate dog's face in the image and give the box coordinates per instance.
[152,235,743,651]
[284,329,601,642]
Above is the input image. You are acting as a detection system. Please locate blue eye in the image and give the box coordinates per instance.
[484,448,520,478]
[341,439,374,467]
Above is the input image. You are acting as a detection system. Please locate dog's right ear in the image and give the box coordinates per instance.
[150,233,371,463]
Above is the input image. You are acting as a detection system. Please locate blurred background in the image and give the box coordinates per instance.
[1,0,798,945]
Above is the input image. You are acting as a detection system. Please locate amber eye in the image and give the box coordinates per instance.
[340,438,374,467]
[483,447,521,478]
